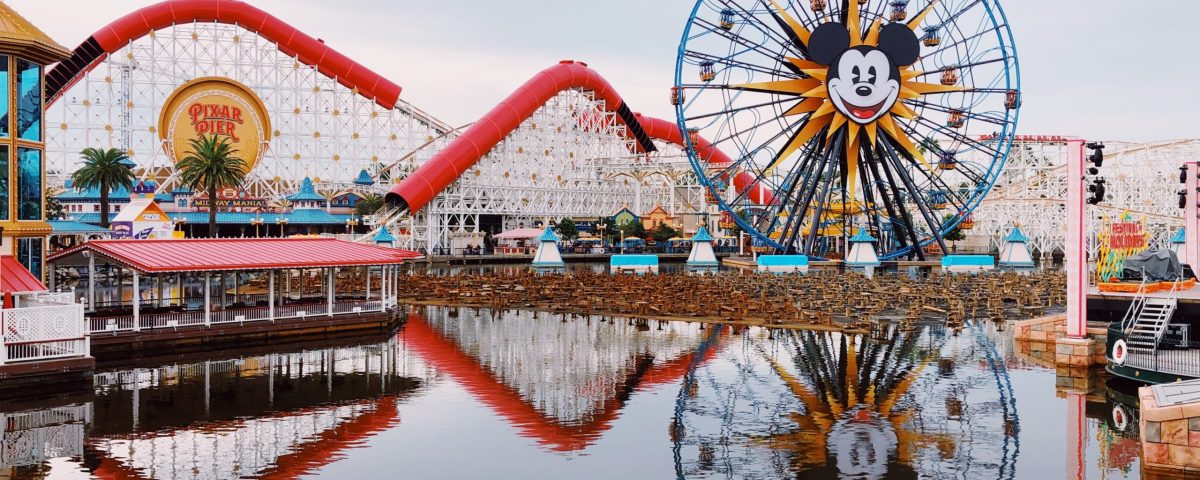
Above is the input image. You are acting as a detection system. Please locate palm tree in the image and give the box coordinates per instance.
[71,148,136,228]
[354,193,385,217]
[176,134,247,237]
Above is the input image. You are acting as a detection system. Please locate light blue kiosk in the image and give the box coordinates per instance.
[686,227,719,272]
[998,226,1036,272]
[531,227,565,270]
[845,229,881,278]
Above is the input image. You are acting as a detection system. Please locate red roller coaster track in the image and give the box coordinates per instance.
[45,0,402,109]
[47,0,773,215]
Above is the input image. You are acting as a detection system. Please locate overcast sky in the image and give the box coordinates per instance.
[11,0,1197,142]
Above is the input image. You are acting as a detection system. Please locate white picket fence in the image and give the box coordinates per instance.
[1,303,89,365]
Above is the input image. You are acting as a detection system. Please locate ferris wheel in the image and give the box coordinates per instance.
[675,0,1020,259]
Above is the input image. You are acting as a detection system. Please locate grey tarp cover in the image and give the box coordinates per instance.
[1122,248,1183,281]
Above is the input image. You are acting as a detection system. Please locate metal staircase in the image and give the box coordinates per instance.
[1122,281,1181,354]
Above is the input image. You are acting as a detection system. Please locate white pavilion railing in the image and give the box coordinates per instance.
[88,299,388,335]
[1,302,89,365]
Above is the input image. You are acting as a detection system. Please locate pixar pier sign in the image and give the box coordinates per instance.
[187,103,246,141]
[159,77,272,173]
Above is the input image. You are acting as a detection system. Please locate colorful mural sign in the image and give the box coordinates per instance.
[1096,211,1149,282]
[159,77,272,173]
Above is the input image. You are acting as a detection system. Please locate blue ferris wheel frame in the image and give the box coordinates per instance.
[674,0,1021,260]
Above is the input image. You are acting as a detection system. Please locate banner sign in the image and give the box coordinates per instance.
[1096,211,1149,282]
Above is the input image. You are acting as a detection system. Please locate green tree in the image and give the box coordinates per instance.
[942,213,966,242]
[71,147,136,228]
[621,221,646,240]
[176,134,248,237]
[555,218,579,241]
[354,193,385,217]
[45,188,66,220]
[598,217,620,244]
[651,223,679,243]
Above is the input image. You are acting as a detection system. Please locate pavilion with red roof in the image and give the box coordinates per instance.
[48,238,421,343]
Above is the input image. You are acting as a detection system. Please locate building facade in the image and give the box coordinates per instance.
[0,3,70,280]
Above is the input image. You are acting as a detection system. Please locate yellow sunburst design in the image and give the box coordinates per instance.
[736,0,961,198]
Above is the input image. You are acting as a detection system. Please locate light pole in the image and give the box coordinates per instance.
[251,214,263,238]
[276,217,289,237]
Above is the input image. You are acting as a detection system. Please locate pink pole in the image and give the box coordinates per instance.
[1065,140,1088,339]
[1186,162,1198,267]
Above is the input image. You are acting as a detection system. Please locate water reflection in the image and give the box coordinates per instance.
[402,307,718,451]
[0,306,1161,479]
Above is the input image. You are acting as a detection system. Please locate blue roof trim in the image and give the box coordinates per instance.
[691,226,714,242]
[286,177,327,202]
[538,227,560,243]
[71,211,354,226]
[1003,226,1030,243]
[849,228,877,243]
[56,184,133,202]
[354,170,376,186]
[1172,228,1186,244]
[49,220,110,234]
[373,228,396,243]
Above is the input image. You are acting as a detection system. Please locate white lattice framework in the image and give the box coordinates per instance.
[45,21,446,198]
[372,90,705,251]
[971,138,1200,257]
[45,20,696,252]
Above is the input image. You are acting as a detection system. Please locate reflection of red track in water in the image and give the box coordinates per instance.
[45,0,402,109]
[90,398,401,479]
[402,312,720,452]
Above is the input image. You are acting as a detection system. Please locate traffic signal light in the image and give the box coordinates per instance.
[1086,142,1105,168]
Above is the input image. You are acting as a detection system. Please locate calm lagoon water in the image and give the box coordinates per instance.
[1,305,1146,479]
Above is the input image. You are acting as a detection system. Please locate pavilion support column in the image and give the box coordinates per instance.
[87,255,96,313]
[268,270,275,321]
[365,266,371,301]
[327,268,335,316]
[156,275,163,309]
[132,270,141,332]
[176,273,182,307]
[382,265,390,307]
[204,272,211,327]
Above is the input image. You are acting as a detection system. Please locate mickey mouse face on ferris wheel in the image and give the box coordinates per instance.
[808,22,921,125]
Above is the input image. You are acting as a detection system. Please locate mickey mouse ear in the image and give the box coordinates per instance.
[878,23,921,66]
[807,23,850,66]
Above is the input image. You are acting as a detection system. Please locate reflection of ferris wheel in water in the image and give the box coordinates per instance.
[670,323,1019,479]
[675,0,1020,259]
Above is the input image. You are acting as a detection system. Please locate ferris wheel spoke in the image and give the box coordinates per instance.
[715,0,805,55]
[881,139,949,254]
[683,50,793,78]
[693,17,797,67]
[685,97,797,123]
[778,141,835,251]
[862,150,912,251]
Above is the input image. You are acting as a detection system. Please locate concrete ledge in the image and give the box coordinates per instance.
[1140,385,1200,471]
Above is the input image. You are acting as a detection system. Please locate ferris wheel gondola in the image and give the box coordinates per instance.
[675,0,1020,259]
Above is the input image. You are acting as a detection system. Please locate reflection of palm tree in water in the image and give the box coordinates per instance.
[671,323,1020,479]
